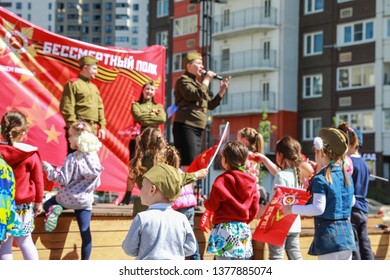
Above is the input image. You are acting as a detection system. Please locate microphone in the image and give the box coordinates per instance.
[201,70,223,80]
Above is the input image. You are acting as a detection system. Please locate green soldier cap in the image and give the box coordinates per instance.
[183,52,202,68]
[79,55,98,66]
[143,163,183,201]
[319,128,348,157]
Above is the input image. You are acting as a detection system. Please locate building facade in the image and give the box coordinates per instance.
[298,0,389,193]
[0,0,148,49]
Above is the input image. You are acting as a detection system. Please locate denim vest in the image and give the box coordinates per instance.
[308,165,356,255]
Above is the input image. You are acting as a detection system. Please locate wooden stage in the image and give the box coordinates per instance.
[12,203,390,260]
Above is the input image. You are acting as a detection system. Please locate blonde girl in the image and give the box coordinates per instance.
[42,120,103,260]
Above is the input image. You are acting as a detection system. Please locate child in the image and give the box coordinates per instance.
[122,127,207,216]
[42,121,103,260]
[267,136,303,260]
[338,122,374,260]
[283,128,356,260]
[0,155,16,245]
[237,127,268,205]
[205,140,259,260]
[0,111,44,260]
[122,163,197,260]
[167,145,202,260]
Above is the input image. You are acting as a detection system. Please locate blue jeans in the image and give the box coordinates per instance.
[44,196,92,260]
[177,206,201,260]
[351,208,374,260]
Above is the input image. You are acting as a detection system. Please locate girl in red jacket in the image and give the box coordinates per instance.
[205,140,259,260]
[0,111,44,260]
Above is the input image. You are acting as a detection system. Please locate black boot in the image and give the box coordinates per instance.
[119,191,132,205]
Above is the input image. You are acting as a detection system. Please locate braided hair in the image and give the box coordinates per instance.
[1,111,29,146]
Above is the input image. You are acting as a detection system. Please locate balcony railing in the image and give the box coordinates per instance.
[212,91,276,116]
[213,49,277,75]
[213,7,278,37]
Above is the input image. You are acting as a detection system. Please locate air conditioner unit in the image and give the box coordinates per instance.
[340,8,353,19]
[339,96,352,107]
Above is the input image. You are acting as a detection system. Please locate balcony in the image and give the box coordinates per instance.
[212,91,276,116]
[213,7,278,39]
[213,49,277,77]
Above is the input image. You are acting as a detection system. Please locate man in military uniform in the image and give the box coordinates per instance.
[60,55,107,154]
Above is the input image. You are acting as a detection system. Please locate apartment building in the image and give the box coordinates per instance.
[0,0,56,31]
[298,0,389,191]
[210,0,300,153]
[0,0,148,49]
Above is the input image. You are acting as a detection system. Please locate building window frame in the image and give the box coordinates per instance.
[338,19,374,46]
[174,15,197,37]
[304,0,324,15]
[337,63,374,90]
[336,110,374,133]
[303,117,322,141]
[157,0,169,18]
[303,74,323,98]
[304,31,323,56]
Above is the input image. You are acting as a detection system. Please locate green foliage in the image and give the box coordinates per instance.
[257,107,277,185]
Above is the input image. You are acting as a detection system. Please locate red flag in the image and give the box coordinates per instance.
[253,185,311,246]
[0,8,166,194]
[187,145,218,172]
[187,122,229,172]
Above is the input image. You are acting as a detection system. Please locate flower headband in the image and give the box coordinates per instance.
[313,137,324,151]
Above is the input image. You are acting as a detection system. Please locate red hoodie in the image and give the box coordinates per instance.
[0,143,44,204]
[205,169,259,225]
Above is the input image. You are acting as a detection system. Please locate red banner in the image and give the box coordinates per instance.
[0,8,166,193]
[253,185,311,246]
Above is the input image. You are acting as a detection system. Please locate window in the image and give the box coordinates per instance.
[82,15,89,23]
[116,14,129,20]
[131,38,139,45]
[15,2,22,9]
[303,74,322,98]
[133,15,139,22]
[56,25,64,33]
[105,3,112,10]
[173,53,187,72]
[262,82,270,101]
[105,25,112,33]
[57,14,64,22]
[67,14,78,20]
[174,15,197,37]
[264,0,271,17]
[93,26,101,32]
[221,48,230,72]
[104,37,112,45]
[82,3,89,11]
[304,0,323,14]
[156,31,168,47]
[303,118,322,140]
[336,111,374,132]
[384,110,390,131]
[263,41,270,60]
[304,32,323,56]
[132,26,139,34]
[28,2,31,9]
[157,0,169,17]
[115,26,129,31]
[48,3,52,9]
[133,4,139,11]
[82,26,89,33]
[339,20,374,45]
[116,36,129,42]
[223,9,230,27]
[105,14,112,22]
[48,14,52,21]
[337,63,374,90]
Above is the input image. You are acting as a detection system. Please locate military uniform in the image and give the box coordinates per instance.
[131,100,166,130]
[60,74,106,132]
[173,71,222,165]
